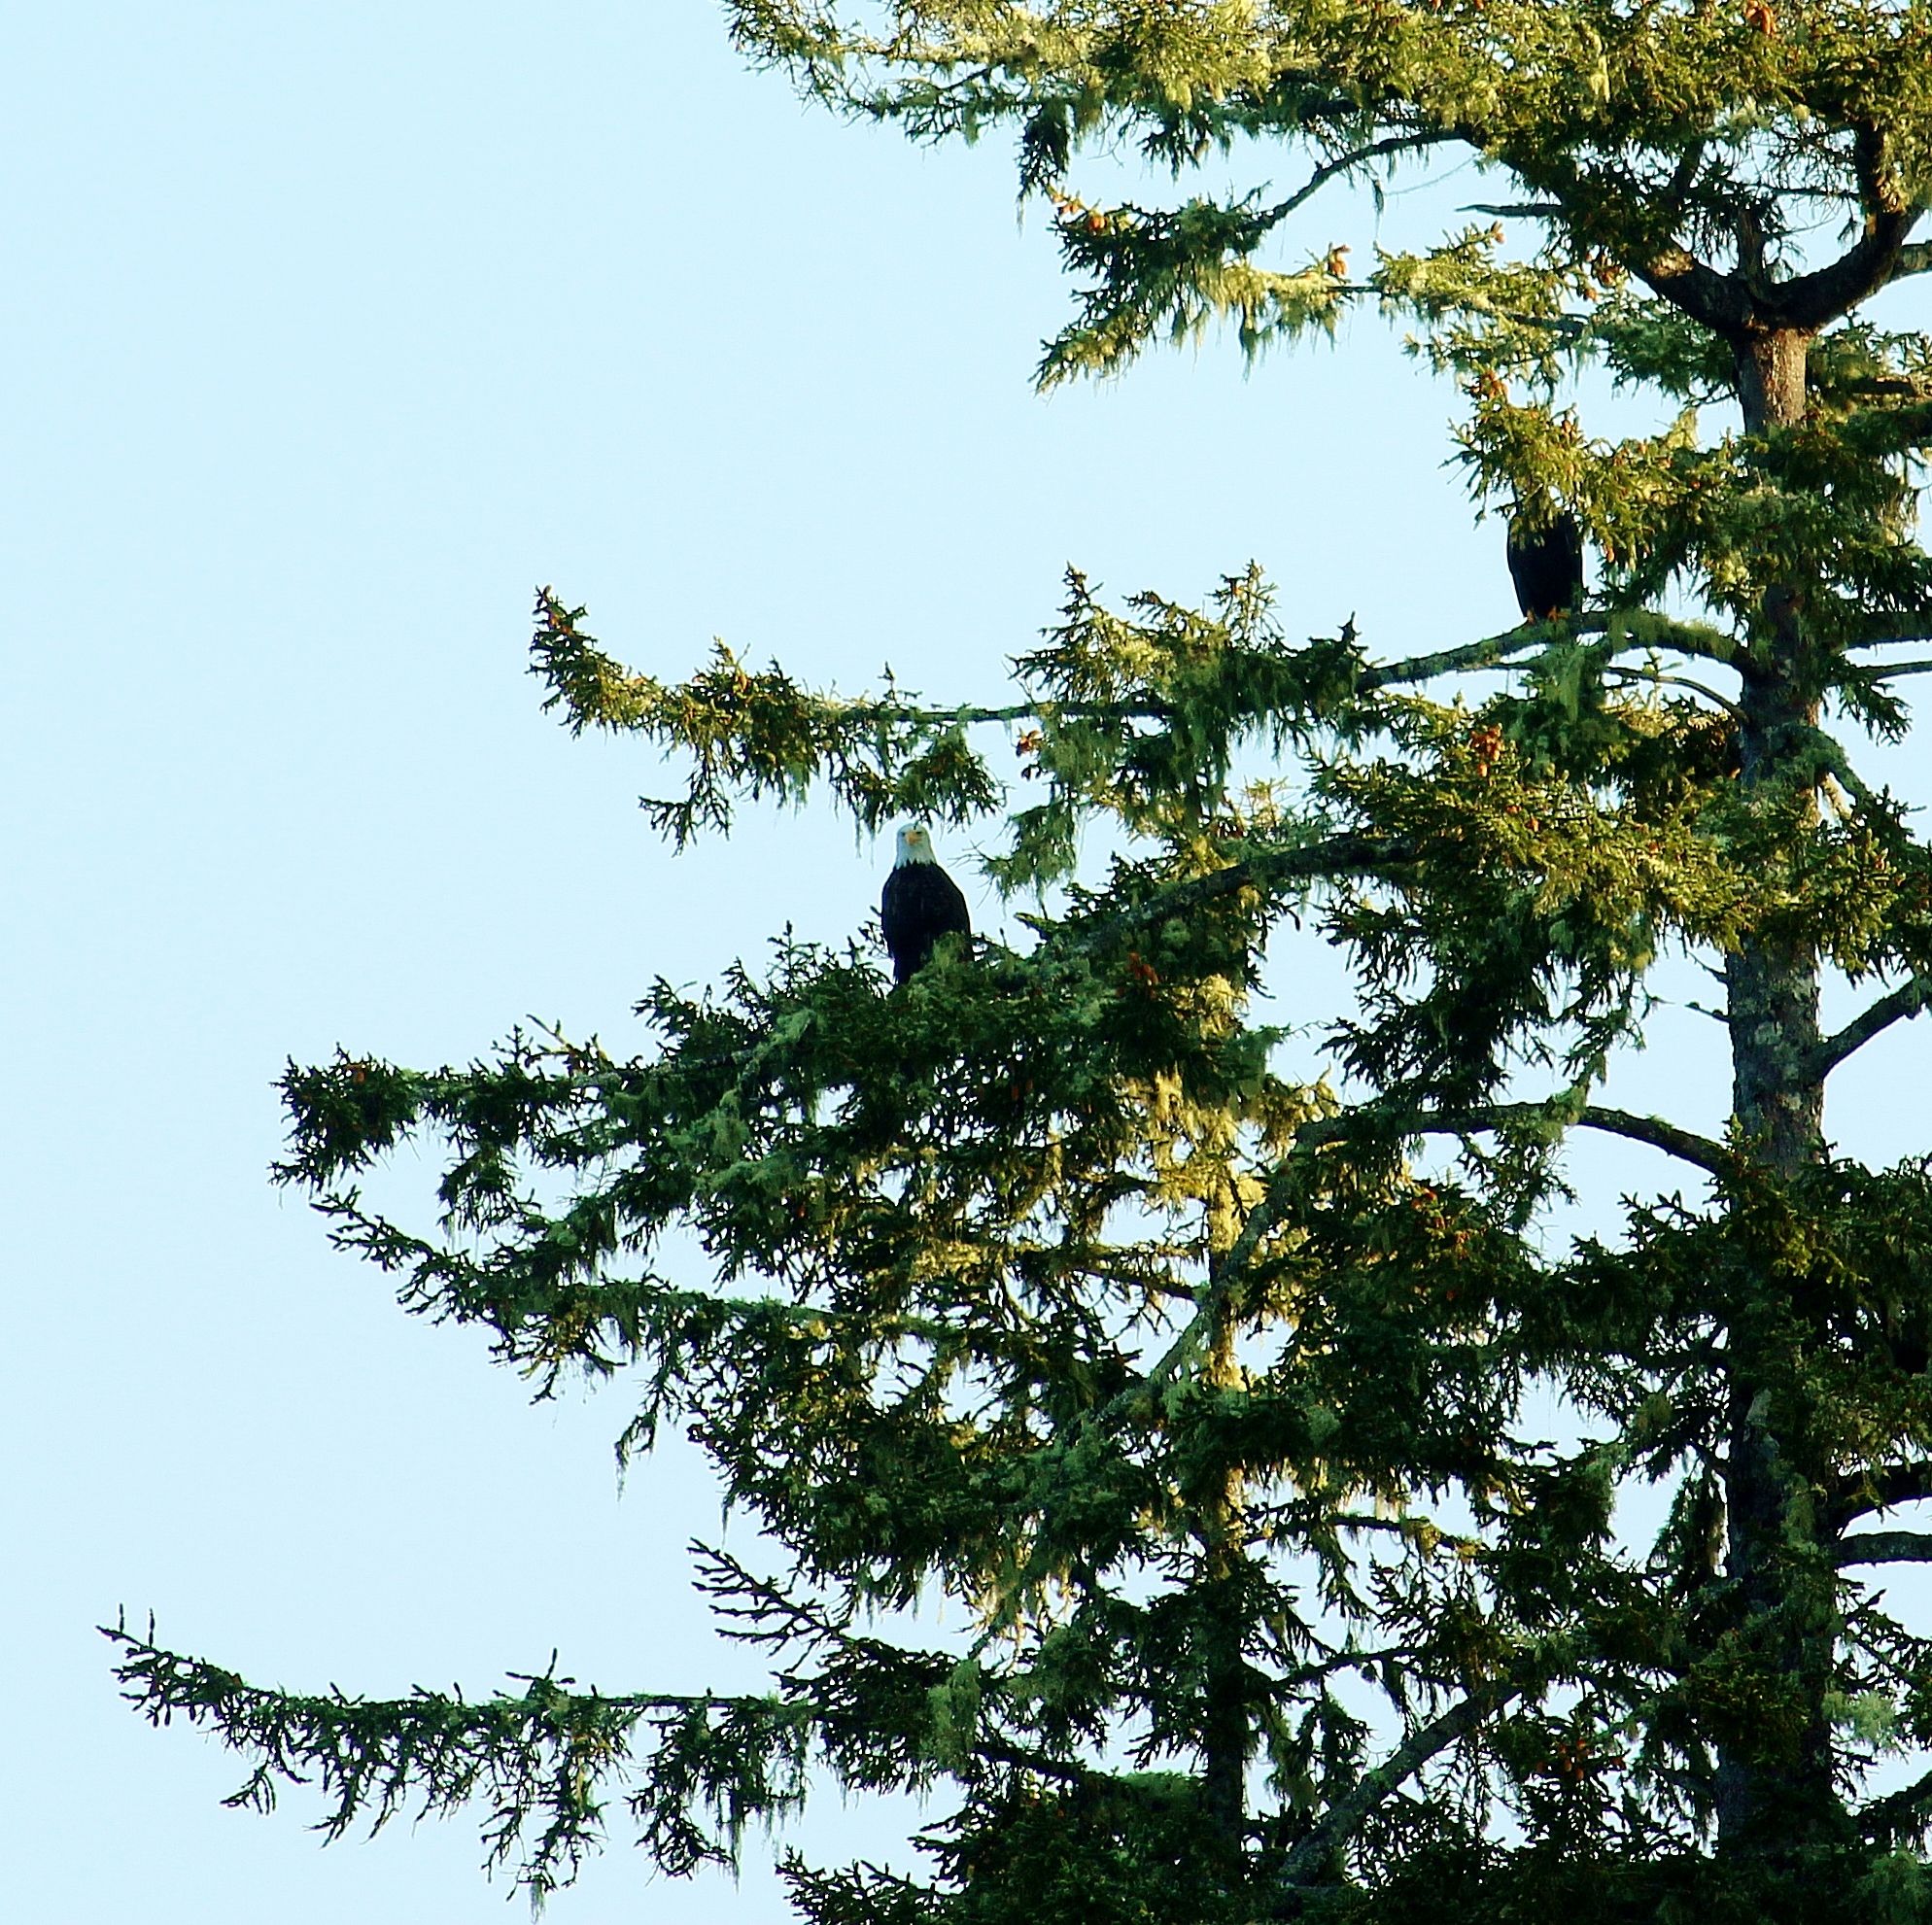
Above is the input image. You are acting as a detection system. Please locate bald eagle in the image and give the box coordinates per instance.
[881,826,971,983]
[1506,509,1584,622]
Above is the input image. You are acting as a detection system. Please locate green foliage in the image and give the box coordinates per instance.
[102,1613,812,1897]
[533,593,1006,843]
[111,4,1932,1923]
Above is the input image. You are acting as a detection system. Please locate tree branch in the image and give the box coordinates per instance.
[976,1734,1090,1784]
[1829,1461,1932,1528]
[1561,1105,1733,1174]
[1271,133,1451,222]
[1634,242,1749,336]
[100,1616,811,1891]
[1836,1530,1932,1568]
[1271,1681,1522,1906]
[768,613,1735,726]
[1297,1101,1733,1179]
[1888,241,1932,285]
[1850,624,1932,649]
[1570,608,1749,670]
[1361,609,1748,689]
[1863,1760,1932,1846]
[1459,202,1563,220]
[1776,127,1920,329]
[1806,974,1932,1081]
[1064,833,1416,953]
[1358,627,1550,690]
[1820,373,1932,402]
[1624,167,1918,339]
[1604,663,1743,720]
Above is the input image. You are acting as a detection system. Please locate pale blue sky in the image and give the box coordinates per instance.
[6,5,1930,1919]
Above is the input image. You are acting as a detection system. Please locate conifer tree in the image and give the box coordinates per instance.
[111,4,1932,1919]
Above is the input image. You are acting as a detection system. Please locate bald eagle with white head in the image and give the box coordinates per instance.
[881,825,971,983]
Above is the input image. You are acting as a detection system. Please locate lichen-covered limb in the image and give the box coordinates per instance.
[100,1617,812,1895]
[1359,610,1738,687]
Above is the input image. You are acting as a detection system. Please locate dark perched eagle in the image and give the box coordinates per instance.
[1506,508,1584,621]
[880,825,971,982]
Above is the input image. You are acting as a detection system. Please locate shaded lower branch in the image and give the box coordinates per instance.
[1864,1759,1932,1850]
[1851,624,1932,649]
[1836,1530,1932,1568]
[1269,1680,1522,1910]
[1830,1460,1932,1528]
[1459,200,1563,220]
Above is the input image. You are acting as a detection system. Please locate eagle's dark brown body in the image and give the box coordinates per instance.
[1506,511,1584,621]
[881,829,971,982]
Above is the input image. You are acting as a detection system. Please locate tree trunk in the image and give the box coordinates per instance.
[1196,1283,1251,1867]
[1712,322,1846,1865]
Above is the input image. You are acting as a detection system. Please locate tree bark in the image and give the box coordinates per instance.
[1196,1286,1252,1869]
[1712,322,1847,1863]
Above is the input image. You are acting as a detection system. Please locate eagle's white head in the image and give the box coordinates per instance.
[894,824,937,866]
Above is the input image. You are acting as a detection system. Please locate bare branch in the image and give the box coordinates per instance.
[1620,142,1918,338]
[1558,1106,1733,1175]
[1634,242,1750,336]
[1272,1681,1523,1903]
[1807,974,1932,1081]
[1604,664,1744,720]
[1272,133,1451,222]
[976,1735,1089,1784]
[1837,1530,1932,1568]
[1299,1102,1733,1179]
[1776,129,1921,329]
[1849,626,1932,649]
[1458,201,1563,220]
